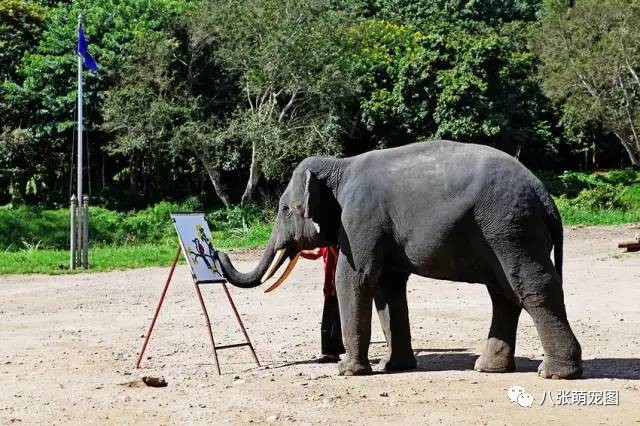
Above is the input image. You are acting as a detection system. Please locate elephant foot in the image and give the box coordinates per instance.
[474,338,515,373]
[377,352,417,372]
[538,358,582,380]
[338,358,372,376]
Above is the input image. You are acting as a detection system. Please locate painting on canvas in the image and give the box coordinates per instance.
[171,213,226,283]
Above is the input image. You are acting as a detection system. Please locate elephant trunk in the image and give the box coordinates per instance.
[216,230,280,288]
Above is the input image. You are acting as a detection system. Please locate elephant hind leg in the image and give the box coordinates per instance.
[495,247,582,379]
[475,288,521,373]
[374,268,416,372]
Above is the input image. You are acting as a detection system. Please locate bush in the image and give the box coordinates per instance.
[569,183,630,211]
[0,201,275,251]
[206,204,275,231]
[538,168,640,198]
[0,206,68,250]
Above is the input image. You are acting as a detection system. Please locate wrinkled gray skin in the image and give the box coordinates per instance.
[217,141,583,379]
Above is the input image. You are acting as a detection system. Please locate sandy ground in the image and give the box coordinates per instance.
[1,225,640,425]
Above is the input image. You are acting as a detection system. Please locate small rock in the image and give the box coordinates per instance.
[380,392,389,397]
[266,415,279,422]
[142,376,167,388]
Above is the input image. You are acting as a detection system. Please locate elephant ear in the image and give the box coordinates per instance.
[303,169,321,222]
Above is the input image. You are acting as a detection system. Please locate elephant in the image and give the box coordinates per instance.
[216,140,583,379]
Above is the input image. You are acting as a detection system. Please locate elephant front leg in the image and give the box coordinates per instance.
[374,269,416,372]
[474,288,521,373]
[335,258,375,376]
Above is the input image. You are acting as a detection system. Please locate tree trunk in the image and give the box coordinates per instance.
[240,141,262,206]
[614,131,640,167]
[197,154,232,208]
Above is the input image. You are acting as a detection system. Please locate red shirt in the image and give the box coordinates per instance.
[300,246,338,296]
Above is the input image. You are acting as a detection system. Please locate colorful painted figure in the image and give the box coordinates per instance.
[187,224,218,272]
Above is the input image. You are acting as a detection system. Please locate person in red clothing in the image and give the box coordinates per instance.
[300,245,345,363]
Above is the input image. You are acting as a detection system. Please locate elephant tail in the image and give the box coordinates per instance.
[536,186,563,281]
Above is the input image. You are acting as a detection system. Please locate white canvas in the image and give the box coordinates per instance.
[171,213,225,283]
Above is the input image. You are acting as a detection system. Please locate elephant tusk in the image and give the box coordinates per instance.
[261,249,287,284]
[264,254,300,293]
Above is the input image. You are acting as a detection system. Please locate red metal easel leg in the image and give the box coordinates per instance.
[194,283,221,375]
[222,283,261,367]
[136,246,182,369]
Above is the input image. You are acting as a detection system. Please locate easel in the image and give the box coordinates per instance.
[136,244,260,374]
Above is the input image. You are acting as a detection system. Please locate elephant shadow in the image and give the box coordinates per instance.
[410,349,640,380]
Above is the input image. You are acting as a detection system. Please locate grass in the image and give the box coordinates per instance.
[0,243,179,275]
[0,223,272,275]
[537,168,640,225]
[555,197,640,226]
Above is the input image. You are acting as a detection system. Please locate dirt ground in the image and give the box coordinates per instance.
[1,225,639,425]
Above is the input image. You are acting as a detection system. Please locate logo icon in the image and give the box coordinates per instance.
[508,385,534,408]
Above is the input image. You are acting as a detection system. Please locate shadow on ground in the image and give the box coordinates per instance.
[268,348,640,380]
[413,349,640,380]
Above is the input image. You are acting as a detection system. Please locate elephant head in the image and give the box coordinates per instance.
[216,156,344,289]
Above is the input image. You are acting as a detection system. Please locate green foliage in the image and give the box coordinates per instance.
[3,0,640,210]
[554,197,640,226]
[0,222,274,274]
[345,4,555,158]
[535,0,640,165]
[0,242,181,274]
[540,168,640,197]
[569,184,629,211]
[0,201,273,251]
[0,0,45,82]
[538,168,640,225]
[0,202,274,274]
[202,0,357,182]
[370,0,542,25]
[102,0,357,206]
[1,0,192,205]
[206,204,274,232]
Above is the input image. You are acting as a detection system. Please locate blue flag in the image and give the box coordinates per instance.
[77,26,98,72]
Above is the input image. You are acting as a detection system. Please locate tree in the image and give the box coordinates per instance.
[345,7,554,158]
[0,0,44,82]
[1,0,192,205]
[0,0,45,202]
[536,0,640,166]
[204,0,357,205]
[105,0,357,206]
[102,26,240,208]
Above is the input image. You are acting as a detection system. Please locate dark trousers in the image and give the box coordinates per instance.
[321,295,345,355]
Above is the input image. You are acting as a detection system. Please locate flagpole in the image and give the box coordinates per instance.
[77,14,83,207]
[76,13,84,268]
